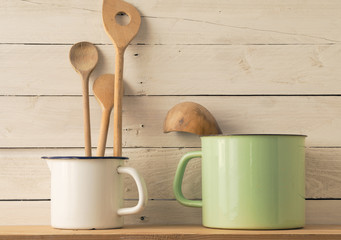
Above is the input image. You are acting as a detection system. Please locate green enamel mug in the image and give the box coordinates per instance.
[173,134,306,229]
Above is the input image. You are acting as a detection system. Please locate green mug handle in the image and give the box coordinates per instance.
[173,151,203,208]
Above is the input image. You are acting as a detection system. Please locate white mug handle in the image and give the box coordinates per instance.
[117,166,148,216]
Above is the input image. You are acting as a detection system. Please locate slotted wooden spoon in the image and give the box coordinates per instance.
[69,42,98,156]
[102,0,141,156]
[93,74,115,157]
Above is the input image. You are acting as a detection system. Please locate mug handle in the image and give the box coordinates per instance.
[173,151,202,208]
[116,167,148,216]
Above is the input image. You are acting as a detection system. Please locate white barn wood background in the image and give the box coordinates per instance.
[1,0,341,225]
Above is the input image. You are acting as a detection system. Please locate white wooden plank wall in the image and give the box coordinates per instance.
[1,0,341,225]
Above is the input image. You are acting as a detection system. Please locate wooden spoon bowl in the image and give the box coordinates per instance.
[70,42,98,74]
[102,0,141,50]
[163,102,222,136]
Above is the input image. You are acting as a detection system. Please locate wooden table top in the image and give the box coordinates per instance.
[0,225,340,240]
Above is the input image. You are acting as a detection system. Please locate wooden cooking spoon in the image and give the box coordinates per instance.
[163,102,222,136]
[69,42,98,157]
[102,0,141,157]
[93,74,115,157]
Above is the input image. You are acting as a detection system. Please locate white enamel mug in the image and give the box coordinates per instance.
[43,156,148,229]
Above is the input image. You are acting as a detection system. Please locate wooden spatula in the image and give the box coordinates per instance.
[93,74,115,157]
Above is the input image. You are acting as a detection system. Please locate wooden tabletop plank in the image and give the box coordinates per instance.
[0,225,340,240]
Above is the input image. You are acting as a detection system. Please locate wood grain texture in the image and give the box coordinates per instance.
[2,0,341,226]
[0,96,340,148]
[0,200,340,226]
[2,44,341,96]
[306,148,341,198]
[0,148,340,199]
[2,0,341,44]
[0,225,341,240]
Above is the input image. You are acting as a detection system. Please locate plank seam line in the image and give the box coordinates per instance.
[0,43,338,46]
[0,147,203,150]
[2,95,341,97]
[143,15,341,43]
[0,147,340,150]
[1,198,340,202]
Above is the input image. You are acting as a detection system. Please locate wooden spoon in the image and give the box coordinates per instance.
[163,102,222,136]
[93,74,115,157]
[69,42,98,157]
[102,0,141,157]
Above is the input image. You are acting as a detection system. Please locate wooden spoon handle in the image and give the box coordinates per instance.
[113,50,124,157]
[97,109,111,157]
[82,75,92,157]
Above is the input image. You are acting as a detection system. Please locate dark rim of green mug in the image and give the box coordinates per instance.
[201,134,307,137]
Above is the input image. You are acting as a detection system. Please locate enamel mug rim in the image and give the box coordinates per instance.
[42,156,128,160]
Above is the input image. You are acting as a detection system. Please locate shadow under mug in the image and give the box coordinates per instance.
[173,134,306,229]
[43,156,148,229]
